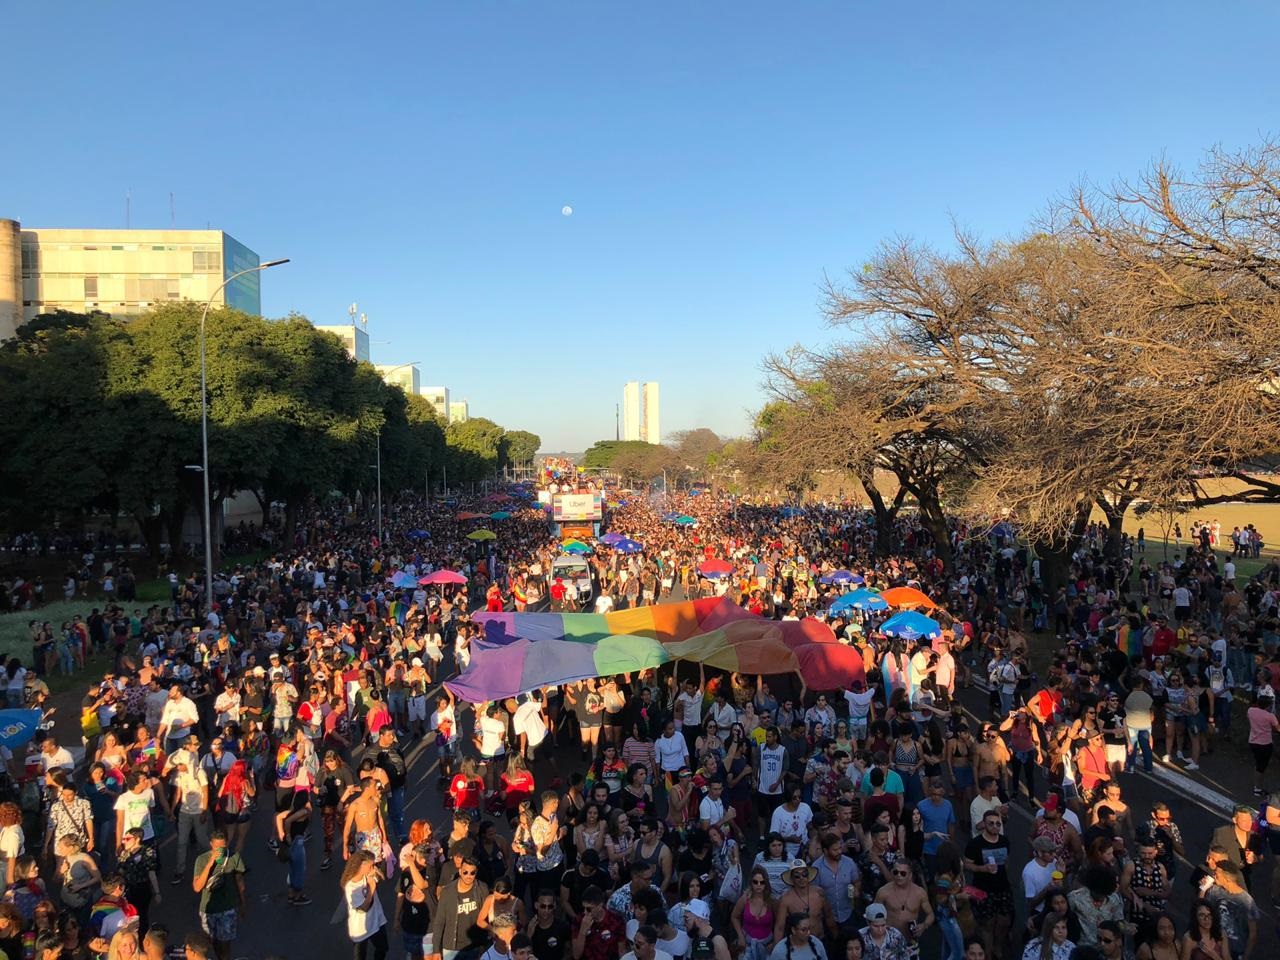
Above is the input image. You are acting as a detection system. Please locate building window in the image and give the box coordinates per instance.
[84,277,98,299]
[192,251,221,272]
[20,246,37,270]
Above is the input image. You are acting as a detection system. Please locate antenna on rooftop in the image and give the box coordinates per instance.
[349,302,358,325]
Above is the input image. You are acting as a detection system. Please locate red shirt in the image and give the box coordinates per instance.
[572,910,624,960]
[501,770,535,810]
[449,774,483,811]
[1152,627,1176,659]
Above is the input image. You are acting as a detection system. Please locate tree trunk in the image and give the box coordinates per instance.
[917,490,954,571]
[1035,504,1091,595]
[859,471,906,557]
[283,496,301,550]
[163,505,186,563]
[1097,495,1133,560]
[135,512,164,563]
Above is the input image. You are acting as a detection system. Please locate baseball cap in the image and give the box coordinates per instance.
[411,657,423,667]
[864,903,888,921]
[685,899,711,921]
[1042,794,1060,813]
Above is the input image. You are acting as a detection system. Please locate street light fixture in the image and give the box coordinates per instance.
[199,258,289,621]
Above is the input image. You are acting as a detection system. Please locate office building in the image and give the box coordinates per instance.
[315,320,370,362]
[376,363,420,394]
[1,217,264,339]
[449,400,469,424]
[642,381,661,444]
[622,380,660,443]
[420,386,450,421]
[622,381,642,441]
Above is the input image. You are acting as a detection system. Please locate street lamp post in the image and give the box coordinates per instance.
[200,258,289,620]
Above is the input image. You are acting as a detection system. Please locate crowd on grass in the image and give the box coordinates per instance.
[0,483,1277,960]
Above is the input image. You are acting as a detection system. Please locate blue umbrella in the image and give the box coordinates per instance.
[830,589,889,614]
[406,529,431,540]
[389,571,417,589]
[615,538,644,554]
[819,569,860,585]
[780,506,806,518]
[599,533,625,545]
[879,610,942,640]
[0,710,42,750]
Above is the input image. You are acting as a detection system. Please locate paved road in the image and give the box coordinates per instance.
[91,596,1280,959]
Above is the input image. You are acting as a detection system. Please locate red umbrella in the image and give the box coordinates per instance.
[419,570,467,586]
[698,559,735,577]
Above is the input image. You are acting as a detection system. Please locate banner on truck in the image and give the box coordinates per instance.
[553,492,603,521]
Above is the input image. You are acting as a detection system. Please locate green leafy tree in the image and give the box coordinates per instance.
[504,430,542,467]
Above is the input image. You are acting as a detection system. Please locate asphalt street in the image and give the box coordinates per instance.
[116,592,1280,959]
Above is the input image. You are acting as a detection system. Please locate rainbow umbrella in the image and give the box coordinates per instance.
[562,540,592,555]
[674,515,697,526]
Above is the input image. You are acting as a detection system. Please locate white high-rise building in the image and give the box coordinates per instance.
[622,381,642,441]
[642,382,661,444]
[420,386,450,421]
[622,380,660,443]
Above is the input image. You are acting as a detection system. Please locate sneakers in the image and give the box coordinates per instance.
[170,871,183,885]
[290,895,313,906]
[1184,761,1199,771]
[267,838,280,851]
[1177,751,1189,762]
[320,857,332,871]
[1162,754,1172,763]
[1253,787,1267,796]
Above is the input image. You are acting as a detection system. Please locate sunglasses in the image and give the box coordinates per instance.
[459,869,477,876]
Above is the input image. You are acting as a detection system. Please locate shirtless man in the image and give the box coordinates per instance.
[341,778,387,860]
[874,861,934,957]
[772,859,834,942]
[1089,782,1135,840]
[974,723,1012,798]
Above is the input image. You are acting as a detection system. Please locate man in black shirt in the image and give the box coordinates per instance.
[964,809,1012,960]
[559,850,603,922]
[529,891,571,960]
[374,726,407,846]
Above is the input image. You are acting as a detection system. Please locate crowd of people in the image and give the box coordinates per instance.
[0,481,1277,960]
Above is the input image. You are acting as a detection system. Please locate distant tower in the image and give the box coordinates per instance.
[622,382,641,441]
[641,382,660,444]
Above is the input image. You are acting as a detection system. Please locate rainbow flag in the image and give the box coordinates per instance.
[446,597,864,701]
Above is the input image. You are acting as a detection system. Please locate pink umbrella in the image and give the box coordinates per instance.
[419,570,468,586]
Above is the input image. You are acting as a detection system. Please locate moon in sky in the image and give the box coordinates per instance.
[561,205,573,217]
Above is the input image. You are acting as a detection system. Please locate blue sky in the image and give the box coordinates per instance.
[11,2,1280,451]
